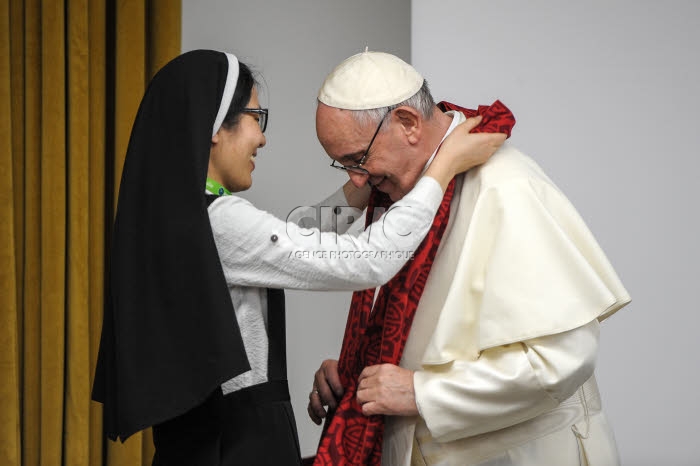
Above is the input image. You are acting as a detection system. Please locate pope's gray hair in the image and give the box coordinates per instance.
[350,80,436,130]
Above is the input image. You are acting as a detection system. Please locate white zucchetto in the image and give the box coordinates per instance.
[318,51,424,110]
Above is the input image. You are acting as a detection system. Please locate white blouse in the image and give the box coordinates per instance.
[207,177,444,392]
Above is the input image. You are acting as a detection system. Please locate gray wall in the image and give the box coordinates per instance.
[412,1,700,465]
[182,0,411,456]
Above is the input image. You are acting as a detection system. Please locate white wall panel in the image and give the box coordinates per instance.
[413,2,700,465]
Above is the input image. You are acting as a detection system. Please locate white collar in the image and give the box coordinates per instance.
[420,111,467,175]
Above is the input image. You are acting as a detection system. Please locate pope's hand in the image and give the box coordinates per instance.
[357,364,418,417]
[308,359,344,425]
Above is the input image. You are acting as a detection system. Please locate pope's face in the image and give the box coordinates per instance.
[316,103,420,202]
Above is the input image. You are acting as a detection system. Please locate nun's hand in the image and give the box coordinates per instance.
[438,115,507,175]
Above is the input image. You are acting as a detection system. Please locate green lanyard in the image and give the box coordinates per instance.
[206,178,231,196]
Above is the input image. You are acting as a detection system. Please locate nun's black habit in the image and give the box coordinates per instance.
[93,50,301,465]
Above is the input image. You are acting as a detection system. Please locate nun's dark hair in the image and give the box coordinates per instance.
[221,62,256,129]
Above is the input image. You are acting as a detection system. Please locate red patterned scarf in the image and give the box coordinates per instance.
[313,101,515,465]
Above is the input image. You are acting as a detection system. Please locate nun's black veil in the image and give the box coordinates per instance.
[92,50,249,441]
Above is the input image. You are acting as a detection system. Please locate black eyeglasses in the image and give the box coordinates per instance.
[242,108,268,133]
[330,110,389,175]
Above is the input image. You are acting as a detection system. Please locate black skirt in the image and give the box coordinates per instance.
[152,380,301,466]
[152,289,301,465]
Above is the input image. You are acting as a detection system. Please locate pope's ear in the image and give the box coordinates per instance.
[393,106,421,143]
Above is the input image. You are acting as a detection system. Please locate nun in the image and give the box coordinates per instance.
[92,49,502,465]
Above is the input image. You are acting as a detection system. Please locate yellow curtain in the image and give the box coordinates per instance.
[0,1,181,465]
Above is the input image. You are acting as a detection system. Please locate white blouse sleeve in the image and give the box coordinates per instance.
[294,185,364,235]
[413,320,600,442]
[208,177,443,291]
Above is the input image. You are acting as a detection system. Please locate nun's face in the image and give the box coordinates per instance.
[208,87,266,192]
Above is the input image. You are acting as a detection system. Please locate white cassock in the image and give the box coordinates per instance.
[382,141,631,466]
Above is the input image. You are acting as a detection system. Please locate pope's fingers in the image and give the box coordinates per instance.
[358,363,382,382]
[320,359,344,398]
[307,400,323,425]
[314,374,338,410]
[360,400,381,417]
[308,390,328,422]
[357,376,372,392]
[308,386,321,402]
[355,385,372,406]
[356,387,385,417]
[315,360,344,409]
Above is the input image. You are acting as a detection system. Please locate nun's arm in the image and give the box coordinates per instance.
[296,182,370,235]
[208,177,441,291]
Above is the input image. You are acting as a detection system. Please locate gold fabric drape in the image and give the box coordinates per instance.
[0,1,181,465]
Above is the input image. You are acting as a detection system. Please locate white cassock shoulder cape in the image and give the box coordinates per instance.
[424,144,629,363]
[385,143,631,466]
